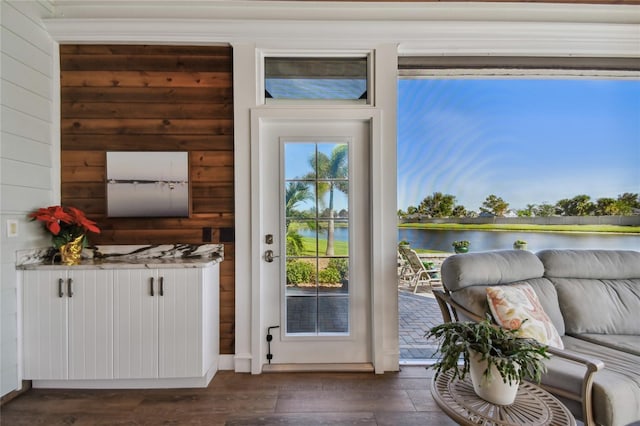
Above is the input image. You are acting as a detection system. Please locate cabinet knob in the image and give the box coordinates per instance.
[150,277,155,297]
[67,278,73,298]
[159,276,164,296]
[58,278,64,298]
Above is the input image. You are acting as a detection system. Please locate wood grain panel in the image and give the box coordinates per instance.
[61,151,105,167]
[62,134,233,151]
[93,217,228,229]
[191,151,234,167]
[192,183,234,198]
[60,45,231,56]
[61,55,232,72]
[191,166,234,183]
[62,87,232,103]
[61,71,231,88]
[59,199,105,215]
[60,45,235,355]
[97,229,207,244]
[192,198,234,213]
[61,102,232,119]
[61,118,233,135]
[61,166,105,182]
[61,183,106,199]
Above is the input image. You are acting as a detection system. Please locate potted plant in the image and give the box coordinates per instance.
[28,205,100,265]
[426,317,549,405]
[513,239,528,250]
[398,240,411,249]
[452,240,470,253]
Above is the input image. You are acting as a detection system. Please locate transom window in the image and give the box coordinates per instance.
[264,56,369,104]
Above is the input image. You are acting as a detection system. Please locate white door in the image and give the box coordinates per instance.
[113,269,158,379]
[22,270,68,380]
[255,111,372,370]
[157,268,202,378]
[68,269,113,380]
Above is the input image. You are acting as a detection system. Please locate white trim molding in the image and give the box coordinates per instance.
[43,2,639,57]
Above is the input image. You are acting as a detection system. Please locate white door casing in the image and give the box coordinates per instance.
[250,108,382,373]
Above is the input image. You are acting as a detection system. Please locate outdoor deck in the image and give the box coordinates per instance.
[398,290,442,362]
[398,252,450,362]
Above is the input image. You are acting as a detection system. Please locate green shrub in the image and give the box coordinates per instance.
[286,231,304,256]
[318,267,341,284]
[327,258,348,281]
[286,260,315,285]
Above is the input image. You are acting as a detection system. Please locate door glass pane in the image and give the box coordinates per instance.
[286,296,317,334]
[318,188,348,219]
[285,143,316,180]
[286,220,318,258]
[285,181,316,219]
[284,141,350,336]
[317,143,349,179]
[318,296,349,333]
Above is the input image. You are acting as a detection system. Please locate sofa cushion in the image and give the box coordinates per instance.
[572,333,640,357]
[543,335,640,426]
[486,283,564,348]
[552,277,640,335]
[538,249,640,280]
[537,249,640,335]
[441,250,544,291]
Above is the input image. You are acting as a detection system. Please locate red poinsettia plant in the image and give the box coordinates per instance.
[28,205,100,249]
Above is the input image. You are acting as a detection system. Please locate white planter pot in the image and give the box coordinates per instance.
[468,350,520,405]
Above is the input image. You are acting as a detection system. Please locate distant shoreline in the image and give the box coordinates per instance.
[398,222,640,235]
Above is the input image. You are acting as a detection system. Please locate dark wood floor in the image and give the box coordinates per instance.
[0,366,457,425]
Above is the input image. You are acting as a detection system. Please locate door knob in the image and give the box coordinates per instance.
[264,250,280,263]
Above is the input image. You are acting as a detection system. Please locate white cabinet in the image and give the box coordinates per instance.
[21,263,219,388]
[113,267,219,380]
[22,269,113,380]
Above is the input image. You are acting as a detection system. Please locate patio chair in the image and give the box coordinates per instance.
[398,247,442,293]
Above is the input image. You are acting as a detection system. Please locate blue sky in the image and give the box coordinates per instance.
[398,79,640,212]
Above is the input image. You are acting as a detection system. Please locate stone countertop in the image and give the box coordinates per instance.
[16,244,223,270]
[17,256,222,270]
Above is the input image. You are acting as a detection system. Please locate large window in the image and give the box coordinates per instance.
[397,77,640,252]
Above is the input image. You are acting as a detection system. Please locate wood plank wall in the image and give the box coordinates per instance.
[60,45,235,354]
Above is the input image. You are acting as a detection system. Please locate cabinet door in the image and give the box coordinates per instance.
[67,270,114,380]
[158,268,202,378]
[22,271,68,380]
[113,269,158,379]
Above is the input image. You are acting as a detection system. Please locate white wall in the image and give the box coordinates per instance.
[0,0,55,397]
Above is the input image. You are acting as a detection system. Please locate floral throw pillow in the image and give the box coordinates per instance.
[486,284,564,349]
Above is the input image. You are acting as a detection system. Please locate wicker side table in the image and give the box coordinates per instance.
[431,370,576,426]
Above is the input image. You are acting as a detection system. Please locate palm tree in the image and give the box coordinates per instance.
[285,181,313,219]
[312,145,348,256]
[285,181,313,256]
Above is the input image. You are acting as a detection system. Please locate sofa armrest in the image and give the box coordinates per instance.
[432,288,605,426]
[543,346,605,426]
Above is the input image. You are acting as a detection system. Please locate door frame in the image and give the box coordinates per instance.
[250,107,383,374]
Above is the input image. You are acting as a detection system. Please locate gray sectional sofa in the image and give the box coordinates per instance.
[434,249,640,426]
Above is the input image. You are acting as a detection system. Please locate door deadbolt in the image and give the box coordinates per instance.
[264,249,280,263]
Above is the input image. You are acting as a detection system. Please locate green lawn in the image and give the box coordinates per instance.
[300,236,349,256]
[399,223,640,234]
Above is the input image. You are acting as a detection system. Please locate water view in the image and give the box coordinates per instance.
[299,226,639,252]
[399,228,639,253]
